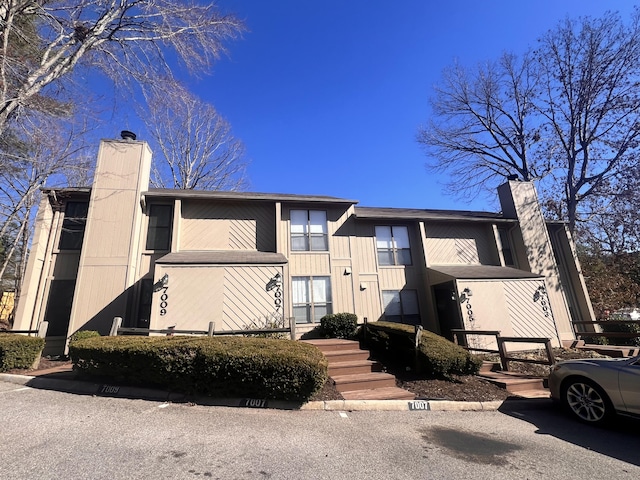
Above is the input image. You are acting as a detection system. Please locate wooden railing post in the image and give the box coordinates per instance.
[109,317,122,336]
[414,324,423,373]
[363,317,368,344]
[37,321,49,338]
[289,317,296,340]
[496,336,510,371]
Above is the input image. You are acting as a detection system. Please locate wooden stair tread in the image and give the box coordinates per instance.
[332,372,395,383]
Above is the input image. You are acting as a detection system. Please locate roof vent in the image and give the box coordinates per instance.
[120,130,137,141]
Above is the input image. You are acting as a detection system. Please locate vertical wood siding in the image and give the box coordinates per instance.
[289,253,331,275]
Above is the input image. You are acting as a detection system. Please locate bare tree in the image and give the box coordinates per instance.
[418,52,544,197]
[0,0,244,133]
[420,9,640,234]
[143,83,247,190]
[0,116,93,301]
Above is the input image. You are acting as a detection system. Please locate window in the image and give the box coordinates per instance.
[43,280,76,336]
[375,226,412,266]
[59,201,88,250]
[146,204,173,250]
[382,290,420,325]
[498,228,516,267]
[292,276,332,323]
[291,210,328,251]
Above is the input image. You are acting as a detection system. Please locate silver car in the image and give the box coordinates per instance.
[548,355,640,424]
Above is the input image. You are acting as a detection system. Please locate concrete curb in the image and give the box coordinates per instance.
[0,372,552,412]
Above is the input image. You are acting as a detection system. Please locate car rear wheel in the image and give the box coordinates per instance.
[562,378,612,425]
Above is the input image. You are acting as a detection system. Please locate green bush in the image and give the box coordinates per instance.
[364,321,481,378]
[0,334,45,371]
[69,336,328,402]
[69,330,101,344]
[600,318,640,346]
[320,313,358,339]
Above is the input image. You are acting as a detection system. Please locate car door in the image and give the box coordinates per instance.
[618,357,640,415]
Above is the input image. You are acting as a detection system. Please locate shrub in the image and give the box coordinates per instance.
[600,318,640,346]
[364,321,481,378]
[69,330,101,344]
[69,336,327,402]
[320,313,358,339]
[0,334,45,371]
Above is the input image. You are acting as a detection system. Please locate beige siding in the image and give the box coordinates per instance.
[498,181,574,341]
[180,201,275,251]
[456,279,561,350]
[329,207,353,260]
[353,224,377,274]
[357,277,383,323]
[151,266,223,330]
[150,265,283,332]
[12,197,57,331]
[223,266,283,330]
[503,280,559,344]
[70,266,129,331]
[425,224,498,265]
[379,266,416,290]
[289,253,330,275]
[331,268,355,314]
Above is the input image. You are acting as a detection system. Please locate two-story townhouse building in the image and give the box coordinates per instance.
[13,136,595,355]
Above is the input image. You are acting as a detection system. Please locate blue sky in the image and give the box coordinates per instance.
[140,1,638,212]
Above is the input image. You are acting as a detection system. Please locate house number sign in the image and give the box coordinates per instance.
[159,285,169,316]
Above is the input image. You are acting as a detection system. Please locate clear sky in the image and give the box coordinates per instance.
[134,1,639,212]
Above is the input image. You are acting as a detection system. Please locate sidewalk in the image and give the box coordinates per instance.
[0,366,553,412]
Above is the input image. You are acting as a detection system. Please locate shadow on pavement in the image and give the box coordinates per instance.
[499,398,640,467]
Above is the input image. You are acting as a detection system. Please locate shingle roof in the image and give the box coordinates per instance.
[354,206,514,223]
[156,251,288,265]
[144,189,358,204]
[428,265,542,279]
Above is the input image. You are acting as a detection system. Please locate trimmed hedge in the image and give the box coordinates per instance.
[69,336,328,402]
[364,321,481,378]
[0,334,45,371]
[320,313,358,339]
[69,330,101,344]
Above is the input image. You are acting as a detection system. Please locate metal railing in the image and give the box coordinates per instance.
[2,321,49,338]
[451,329,555,371]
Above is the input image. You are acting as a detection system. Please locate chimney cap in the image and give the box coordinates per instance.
[120,130,137,141]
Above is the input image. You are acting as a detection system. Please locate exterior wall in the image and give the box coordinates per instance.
[456,278,561,350]
[68,139,152,337]
[547,223,596,325]
[150,264,284,332]
[498,181,575,342]
[12,194,56,332]
[179,201,276,252]
[423,223,499,266]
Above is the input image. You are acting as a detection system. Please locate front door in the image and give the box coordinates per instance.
[433,281,463,342]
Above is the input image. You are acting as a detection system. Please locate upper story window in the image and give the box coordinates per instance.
[375,226,412,266]
[497,228,516,267]
[59,201,88,250]
[146,204,173,251]
[290,210,328,251]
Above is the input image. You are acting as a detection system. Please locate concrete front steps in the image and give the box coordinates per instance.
[303,339,415,401]
[478,361,550,399]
